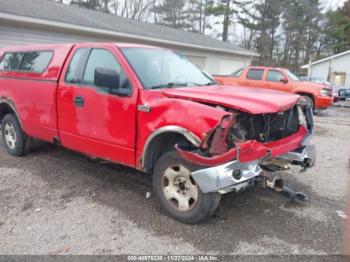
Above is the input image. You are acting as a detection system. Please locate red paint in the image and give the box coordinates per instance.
[176,127,308,166]
[214,66,333,110]
[162,85,300,114]
[0,43,312,172]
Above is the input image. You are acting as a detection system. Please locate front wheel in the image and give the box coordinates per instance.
[153,151,221,224]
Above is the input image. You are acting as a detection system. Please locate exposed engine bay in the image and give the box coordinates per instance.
[176,98,314,172]
[176,99,315,198]
[228,106,300,144]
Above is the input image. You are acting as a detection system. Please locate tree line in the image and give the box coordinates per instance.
[54,0,350,71]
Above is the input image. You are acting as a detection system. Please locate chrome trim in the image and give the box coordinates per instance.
[137,104,151,113]
[191,160,262,194]
[277,145,316,168]
[141,126,202,168]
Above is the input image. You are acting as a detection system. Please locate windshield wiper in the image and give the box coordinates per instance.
[150,81,202,90]
[205,81,217,86]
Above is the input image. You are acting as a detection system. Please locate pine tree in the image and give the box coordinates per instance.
[70,0,102,11]
[152,0,191,30]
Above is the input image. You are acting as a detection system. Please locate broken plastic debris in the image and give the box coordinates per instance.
[146,192,152,199]
[336,210,348,219]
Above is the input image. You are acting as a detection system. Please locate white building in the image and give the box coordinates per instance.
[302,50,350,88]
[0,0,259,75]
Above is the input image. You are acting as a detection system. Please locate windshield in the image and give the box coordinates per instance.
[231,68,243,77]
[284,70,300,81]
[121,47,214,89]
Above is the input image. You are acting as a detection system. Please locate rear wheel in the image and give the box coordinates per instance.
[153,151,221,224]
[1,114,31,156]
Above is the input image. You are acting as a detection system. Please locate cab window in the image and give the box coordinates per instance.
[246,69,264,80]
[65,48,91,84]
[82,48,131,94]
[82,49,121,87]
[266,70,284,82]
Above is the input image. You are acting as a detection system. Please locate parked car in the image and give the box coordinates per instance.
[299,76,340,101]
[214,66,333,110]
[0,43,315,223]
[337,88,350,101]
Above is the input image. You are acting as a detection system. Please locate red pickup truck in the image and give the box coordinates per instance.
[215,66,333,110]
[0,43,315,223]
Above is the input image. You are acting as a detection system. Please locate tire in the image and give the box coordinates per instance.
[302,95,314,111]
[1,113,31,156]
[153,151,221,224]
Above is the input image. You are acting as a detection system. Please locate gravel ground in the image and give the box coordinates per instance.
[0,106,349,255]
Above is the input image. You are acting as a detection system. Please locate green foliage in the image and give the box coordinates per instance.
[206,0,241,41]
[58,0,350,70]
[324,1,350,53]
[152,0,191,29]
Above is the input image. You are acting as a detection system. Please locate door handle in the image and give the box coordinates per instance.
[74,96,85,107]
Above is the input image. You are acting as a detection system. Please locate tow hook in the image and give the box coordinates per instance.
[256,174,308,202]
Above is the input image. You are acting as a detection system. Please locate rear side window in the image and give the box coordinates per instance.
[246,69,264,80]
[19,51,53,73]
[0,53,24,70]
[0,51,53,73]
[266,70,284,82]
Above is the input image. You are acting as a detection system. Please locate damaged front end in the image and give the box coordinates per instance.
[176,98,315,194]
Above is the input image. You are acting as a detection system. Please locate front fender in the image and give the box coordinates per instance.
[137,91,229,169]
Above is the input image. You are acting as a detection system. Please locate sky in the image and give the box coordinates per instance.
[327,0,347,10]
[61,0,347,9]
[58,0,348,45]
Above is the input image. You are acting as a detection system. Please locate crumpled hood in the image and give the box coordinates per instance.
[161,85,300,114]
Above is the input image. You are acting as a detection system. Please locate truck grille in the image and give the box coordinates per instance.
[229,106,300,144]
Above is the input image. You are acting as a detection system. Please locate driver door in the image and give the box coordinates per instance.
[57,45,137,167]
[265,70,293,92]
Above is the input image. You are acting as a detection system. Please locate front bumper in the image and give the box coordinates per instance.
[181,104,315,194]
[315,95,333,109]
[191,144,316,194]
[192,160,262,194]
[277,144,316,169]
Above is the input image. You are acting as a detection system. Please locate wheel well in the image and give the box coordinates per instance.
[296,92,314,102]
[0,103,16,125]
[143,132,191,173]
[296,92,315,108]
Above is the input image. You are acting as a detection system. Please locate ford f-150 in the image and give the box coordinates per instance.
[0,43,315,223]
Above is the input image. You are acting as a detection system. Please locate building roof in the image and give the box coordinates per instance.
[0,0,259,57]
[301,49,350,69]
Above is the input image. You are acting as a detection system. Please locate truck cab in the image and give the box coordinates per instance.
[0,43,315,223]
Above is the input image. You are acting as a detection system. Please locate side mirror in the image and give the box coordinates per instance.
[280,77,288,84]
[94,67,120,90]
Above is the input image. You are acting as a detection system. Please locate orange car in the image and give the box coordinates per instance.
[214,66,333,110]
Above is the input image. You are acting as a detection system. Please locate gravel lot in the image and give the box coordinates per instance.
[0,106,349,255]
